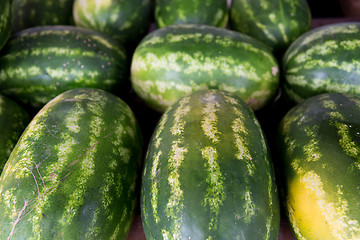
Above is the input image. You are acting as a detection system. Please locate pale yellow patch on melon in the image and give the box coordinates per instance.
[287,171,360,240]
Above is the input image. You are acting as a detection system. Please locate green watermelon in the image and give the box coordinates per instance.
[155,0,228,28]
[131,24,280,112]
[0,88,143,239]
[11,0,74,33]
[283,22,360,104]
[277,92,360,239]
[0,0,11,50]
[230,0,311,53]
[0,94,30,174]
[0,25,129,110]
[141,89,280,239]
[73,0,151,47]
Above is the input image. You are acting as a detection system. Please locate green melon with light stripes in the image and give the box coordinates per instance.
[155,0,228,28]
[73,0,151,46]
[141,89,280,239]
[0,0,11,50]
[11,0,74,33]
[283,22,360,104]
[0,88,143,239]
[277,92,360,240]
[230,0,311,53]
[0,94,30,174]
[0,25,129,110]
[131,24,280,112]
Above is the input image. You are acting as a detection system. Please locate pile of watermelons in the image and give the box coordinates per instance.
[0,0,359,239]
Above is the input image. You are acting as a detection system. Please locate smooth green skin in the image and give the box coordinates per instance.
[0,0,11,50]
[283,22,360,104]
[155,0,228,28]
[0,95,30,174]
[230,0,311,53]
[277,93,360,239]
[142,90,280,239]
[11,0,74,33]
[0,88,143,240]
[73,0,151,47]
[131,24,280,112]
[0,25,129,110]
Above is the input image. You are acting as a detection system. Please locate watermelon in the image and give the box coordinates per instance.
[130,24,280,112]
[0,0,11,50]
[11,0,74,33]
[141,89,280,239]
[230,0,311,53]
[73,0,151,47]
[283,22,360,104]
[0,94,30,174]
[0,88,143,239]
[155,0,228,28]
[0,25,129,110]
[276,92,360,239]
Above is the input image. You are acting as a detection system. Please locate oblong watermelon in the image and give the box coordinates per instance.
[283,22,360,104]
[141,89,280,239]
[0,25,129,110]
[155,0,228,28]
[0,0,11,50]
[0,94,30,174]
[230,0,311,53]
[73,0,151,47]
[277,92,360,239]
[131,24,280,112]
[0,88,143,239]
[11,0,74,33]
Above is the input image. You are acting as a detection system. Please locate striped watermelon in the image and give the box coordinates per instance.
[230,0,311,53]
[0,88,143,239]
[11,0,74,33]
[131,24,280,112]
[73,0,151,47]
[0,0,11,50]
[0,25,129,110]
[155,0,228,28]
[141,89,280,239]
[283,22,360,104]
[277,92,360,239]
[0,94,30,174]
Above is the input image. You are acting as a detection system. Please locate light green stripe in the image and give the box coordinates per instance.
[201,146,225,231]
[166,139,187,239]
[154,112,168,148]
[150,151,162,223]
[170,96,191,135]
[332,121,360,170]
[133,52,262,81]
[231,108,255,176]
[303,126,321,162]
[243,187,256,224]
[201,92,220,143]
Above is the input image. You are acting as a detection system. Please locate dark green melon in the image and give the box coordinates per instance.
[0,88,143,239]
[0,25,129,110]
[11,0,74,33]
[277,92,360,239]
[131,24,280,112]
[155,0,228,28]
[141,89,280,239]
[283,22,360,104]
[73,0,151,47]
[230,0,311,53]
